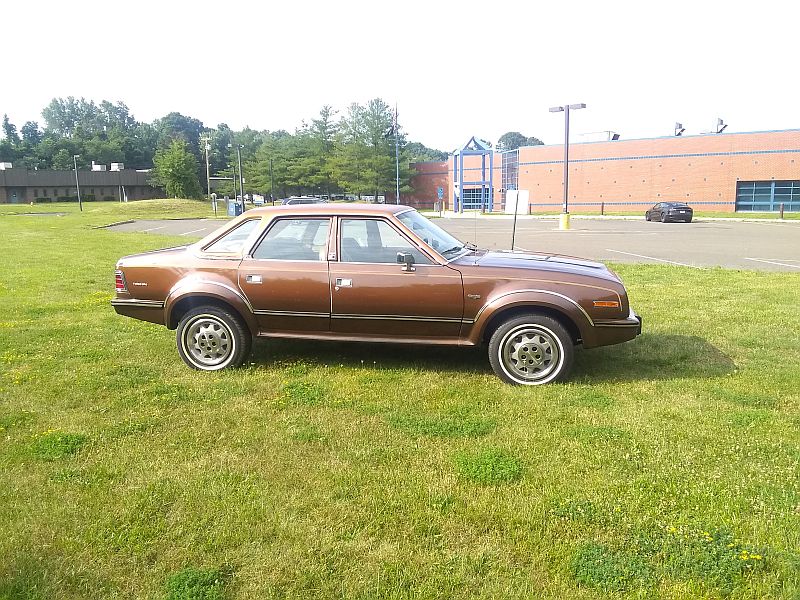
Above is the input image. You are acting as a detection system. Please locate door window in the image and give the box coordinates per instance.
[339,219,432,264]
[252,218,330,261]
[203,219,260,253]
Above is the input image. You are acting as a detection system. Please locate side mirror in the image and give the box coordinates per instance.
[396,252,416,272]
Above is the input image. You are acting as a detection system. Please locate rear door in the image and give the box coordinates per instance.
[238,217,332,333]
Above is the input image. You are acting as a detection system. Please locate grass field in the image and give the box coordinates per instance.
[1,200,799,599]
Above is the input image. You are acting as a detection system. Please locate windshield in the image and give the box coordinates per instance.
[397,210,467,258]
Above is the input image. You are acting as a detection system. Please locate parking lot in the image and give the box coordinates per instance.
[107,216,800,272]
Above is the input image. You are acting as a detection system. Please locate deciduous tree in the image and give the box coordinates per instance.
[152,139,202,199]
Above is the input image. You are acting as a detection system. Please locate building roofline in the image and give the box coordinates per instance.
[497,128,800,153]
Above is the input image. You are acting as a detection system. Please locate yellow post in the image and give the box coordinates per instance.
[559,212,571,230]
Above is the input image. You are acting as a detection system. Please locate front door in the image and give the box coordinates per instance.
[239,217,332,333]
[330,217,463,339]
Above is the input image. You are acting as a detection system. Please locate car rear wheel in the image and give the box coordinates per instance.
[488,314,574,385]
[176,306,251,371]
[645,213,651,221]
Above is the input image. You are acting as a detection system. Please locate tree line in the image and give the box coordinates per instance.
[0,97,449,201]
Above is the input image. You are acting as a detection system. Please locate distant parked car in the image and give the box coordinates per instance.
[281,196,327,205]
[112,204,641,385]
[645,202,693,223]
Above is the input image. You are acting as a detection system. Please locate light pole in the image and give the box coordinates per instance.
[72,154,83,212]
[236,145,244,204]
[227,143,238,201]
[201,136,212,204]
[394,104,400,205]
[549,103,586,230]
[269,158,275,205]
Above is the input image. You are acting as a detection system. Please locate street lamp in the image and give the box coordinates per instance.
[236,145,244,204]
[269,158,275,205]
[549,103,586,230]
[72,154,83,212]
[201,136,212,204]
[227,143,238,200]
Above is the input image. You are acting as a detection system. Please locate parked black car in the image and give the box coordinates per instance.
[645,202,693,223]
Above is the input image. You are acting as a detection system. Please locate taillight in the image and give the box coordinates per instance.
[115,270,127,292]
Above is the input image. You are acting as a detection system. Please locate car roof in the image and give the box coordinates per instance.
[245,203,411,217]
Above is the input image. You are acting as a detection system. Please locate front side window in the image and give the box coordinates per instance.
[252,218,330,261]
[204,219,260,253]
[340,218,432,264]
[396,210,466,258]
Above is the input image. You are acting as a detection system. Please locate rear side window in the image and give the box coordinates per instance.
[204,219,260,253]
[252,218,330,261]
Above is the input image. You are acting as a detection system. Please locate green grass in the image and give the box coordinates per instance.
[1,199,799,598]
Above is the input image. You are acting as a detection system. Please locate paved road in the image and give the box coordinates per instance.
[439,217,800,272]
[106,217,800,272]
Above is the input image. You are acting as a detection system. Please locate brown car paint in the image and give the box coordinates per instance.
[112,204,641,350]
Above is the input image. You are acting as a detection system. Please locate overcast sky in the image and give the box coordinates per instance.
[3,0,798,151]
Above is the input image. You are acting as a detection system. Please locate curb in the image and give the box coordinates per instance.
[96,220,134,229]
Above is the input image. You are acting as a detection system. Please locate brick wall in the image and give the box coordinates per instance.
[412,130,800,213]
[391,161,449,209]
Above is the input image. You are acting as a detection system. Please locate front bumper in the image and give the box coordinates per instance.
[582,309,642,348]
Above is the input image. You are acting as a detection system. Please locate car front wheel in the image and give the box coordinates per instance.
[660,212,667,223]
[488,314,574,385]
[176,306,251,370]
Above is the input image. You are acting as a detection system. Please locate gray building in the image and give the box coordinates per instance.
[0,166,163,203]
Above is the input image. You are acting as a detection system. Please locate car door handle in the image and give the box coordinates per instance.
[335,278,352,288]
[245,274,262,284]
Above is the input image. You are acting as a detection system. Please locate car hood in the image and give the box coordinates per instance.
[451,250,619,281]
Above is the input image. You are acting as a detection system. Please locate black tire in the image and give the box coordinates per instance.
[686,217,692,223]
[176,305,251,371]
[660,212,667,223]
[645,213,651,221]
[488,314,574,385]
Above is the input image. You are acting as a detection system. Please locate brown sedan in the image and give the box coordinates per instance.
[112,204,641,385]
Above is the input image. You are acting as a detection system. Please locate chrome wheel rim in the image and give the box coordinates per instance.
[183,315,234,368]
[499,325,561,383]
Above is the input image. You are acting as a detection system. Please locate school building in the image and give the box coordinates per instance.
[405,129,800,213]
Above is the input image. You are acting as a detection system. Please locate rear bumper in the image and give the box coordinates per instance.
[111,298,166,325]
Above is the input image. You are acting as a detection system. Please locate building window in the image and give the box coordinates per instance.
[461,188,491,210]
[736,181,800,212]
[501,150,519,192]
